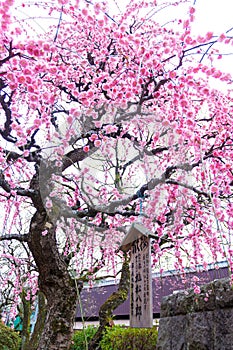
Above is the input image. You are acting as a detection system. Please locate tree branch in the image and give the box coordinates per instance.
[165,179,210,198]
[0,234,29,242]
[0,171,36,198]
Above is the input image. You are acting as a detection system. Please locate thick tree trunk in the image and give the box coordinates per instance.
[36,286,77,350]
[88,254,130,350]
[28,210,78,350]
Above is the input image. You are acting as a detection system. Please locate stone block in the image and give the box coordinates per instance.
[157,278,233,350]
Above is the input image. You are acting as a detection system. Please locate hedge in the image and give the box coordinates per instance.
[71,325,98,350]
[72,325,158,350]
[0,321,21,350]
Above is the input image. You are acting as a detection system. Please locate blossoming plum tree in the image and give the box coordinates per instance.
[0,0,233,349]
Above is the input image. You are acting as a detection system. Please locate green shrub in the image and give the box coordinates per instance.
[0,321,21,350]
[71,325,98,350]
[100,325,158,350]
[71,325,158,350]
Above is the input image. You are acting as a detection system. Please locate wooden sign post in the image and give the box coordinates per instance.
[119,223,153,328]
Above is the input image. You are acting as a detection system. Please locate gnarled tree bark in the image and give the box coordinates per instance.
[27,210,77,350]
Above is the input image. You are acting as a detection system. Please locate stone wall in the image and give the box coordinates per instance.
[156,278,233,350]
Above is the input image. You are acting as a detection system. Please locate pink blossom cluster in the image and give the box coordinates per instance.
[0,0,233,311]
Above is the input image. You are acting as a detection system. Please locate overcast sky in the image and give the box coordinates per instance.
[193,0,233,34]
[193,0,233,77]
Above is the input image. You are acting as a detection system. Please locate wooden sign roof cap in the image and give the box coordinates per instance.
[119,222,154,252]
